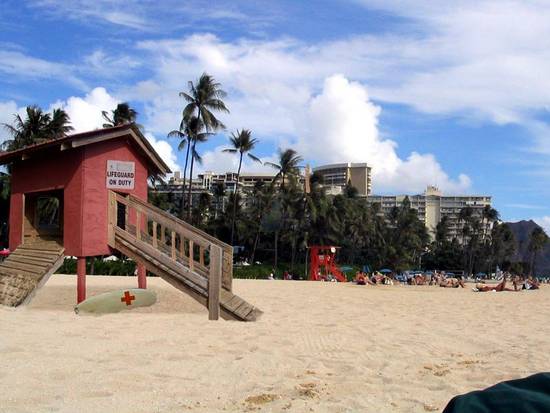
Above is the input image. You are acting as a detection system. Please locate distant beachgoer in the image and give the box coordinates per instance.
[524,276,540,290]
[474,276,517,292]
[440,277,465,288]
[355,271,366,285]
[267,272,275,280]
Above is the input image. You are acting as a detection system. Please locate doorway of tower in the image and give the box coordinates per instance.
[23,189,64,245]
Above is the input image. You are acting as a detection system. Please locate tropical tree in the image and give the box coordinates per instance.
[222,129,262,245]
[184,117,211,220]
[528,226,549,275]
[102,103,138,127]
[168,115,203,219]
[212,182,226,219]
[2,106,73,152]
[179,73,229,218]
[265,148,303,190]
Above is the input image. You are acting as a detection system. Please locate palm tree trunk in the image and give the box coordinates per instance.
[274,230,279,269]
[230,153,243,245]
[186,141,197,221]
[251,226,261,264]
[179,140,191,220]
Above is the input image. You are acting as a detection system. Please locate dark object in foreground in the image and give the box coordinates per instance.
[443,373,550,413]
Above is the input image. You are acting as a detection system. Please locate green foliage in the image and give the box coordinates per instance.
[58,257,137,276]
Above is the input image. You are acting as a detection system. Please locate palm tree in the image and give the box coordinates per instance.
[179,73,229,219]
[185,117,211,220]
[180,73,229,133]
[528,227,549,276]
[212,182,226,218]
[168,115,198,219]
[2,106,73,152]
[102,103,139,127]
[222,129,262,245]
[265,148,303,190]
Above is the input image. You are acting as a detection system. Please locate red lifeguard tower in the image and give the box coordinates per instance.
[308,245,346,282]
[0,124,260,321]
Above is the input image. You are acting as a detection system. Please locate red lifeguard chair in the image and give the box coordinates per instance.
[308,246,346,282]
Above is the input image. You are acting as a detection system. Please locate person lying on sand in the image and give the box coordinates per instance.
[523,275,540,290]
[473,275,518,292]
[355,271,366,285]
[439,277,465,288]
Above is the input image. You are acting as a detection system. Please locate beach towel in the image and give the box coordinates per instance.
[443,372,550,413]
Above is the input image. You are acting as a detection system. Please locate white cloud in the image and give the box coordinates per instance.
[196,144,277,176]
[298,75,470,194]
[144,133,179,173]
[0,101,27,145]
[50,88,180,172]
[534,216,550,235]
[0,50,86,90]
[50,87,119,133]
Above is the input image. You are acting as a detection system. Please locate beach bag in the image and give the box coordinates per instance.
[443,373,550,413]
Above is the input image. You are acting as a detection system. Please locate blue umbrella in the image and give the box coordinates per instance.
[379,269,392,273]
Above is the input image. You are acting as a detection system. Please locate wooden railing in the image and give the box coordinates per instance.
[107,191,234,319]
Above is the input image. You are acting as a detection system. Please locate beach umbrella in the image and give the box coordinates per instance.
[379,269,392,273]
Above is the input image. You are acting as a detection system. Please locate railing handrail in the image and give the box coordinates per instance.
[108,190,233,293]
[119,192,232,252]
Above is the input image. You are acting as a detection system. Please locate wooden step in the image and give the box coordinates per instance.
[1,260,47,275]
[11,249,63,259]
[5,255,52,268]
[8,253,58,265]
[18,243,63,252]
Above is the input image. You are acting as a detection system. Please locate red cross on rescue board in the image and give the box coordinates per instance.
[121,291,136,306]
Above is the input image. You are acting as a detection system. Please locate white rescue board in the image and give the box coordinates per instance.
[75,288,157,314]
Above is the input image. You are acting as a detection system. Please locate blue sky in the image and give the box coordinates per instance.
[1,0,550,229]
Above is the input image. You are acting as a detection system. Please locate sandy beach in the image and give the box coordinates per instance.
[1,275,549,413]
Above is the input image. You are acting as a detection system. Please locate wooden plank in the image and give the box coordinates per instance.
[136,210,141,241]
[189,240,194,272]
[5,255,51,268]
[179,234,185,262]
[19,254,65,306]
[199,246,205,266]
[1,260,48,275]
[107,191,116,246]
[152,221,158,248]
[11,250,61,260]
[114,238,209,296]
[234,302,254,320]
[208,245,222,321]
[18,244,63,252]
[221,294,243,313]
[171,231,176,260]
[114,229,208,290]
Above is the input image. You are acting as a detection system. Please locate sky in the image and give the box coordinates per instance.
[1,0,550,231]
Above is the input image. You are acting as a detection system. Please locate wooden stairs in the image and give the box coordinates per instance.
[108,191,261,321]
[0,240,65,307]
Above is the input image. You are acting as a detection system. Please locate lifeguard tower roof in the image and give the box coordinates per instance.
[0,123,170,174]
[1,123,170,258]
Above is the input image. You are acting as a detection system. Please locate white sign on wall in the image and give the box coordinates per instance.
[106,160,135,190]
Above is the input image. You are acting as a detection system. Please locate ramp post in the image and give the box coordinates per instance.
[208,245,222,320]
[137,263,147,289]
[77,257,86,303]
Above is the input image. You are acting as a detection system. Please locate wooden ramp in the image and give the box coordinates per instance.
[0,240,65,307]
[109,192,261,321]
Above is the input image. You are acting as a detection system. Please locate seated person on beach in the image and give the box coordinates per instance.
[524,275,540,290]
[474,275,517,292]
[439,277,465,288]
[372,272,388,284]
[355,271,366,285]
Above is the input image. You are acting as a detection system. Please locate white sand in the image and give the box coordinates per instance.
[1,275,549,413]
